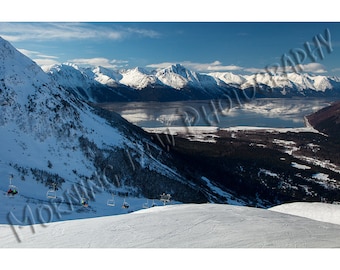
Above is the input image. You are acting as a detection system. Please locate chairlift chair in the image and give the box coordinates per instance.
[107,194,115,207]
[6,175,18,197]
[122,198,129,209]
[46,184,57,199]
[160,193,171,205]
[81,197,89,208]
[7,184,19,197]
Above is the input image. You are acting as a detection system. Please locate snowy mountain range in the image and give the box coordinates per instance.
[1,36,242,225]
[44,62,340,102]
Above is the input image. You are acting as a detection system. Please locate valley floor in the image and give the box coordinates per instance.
[148,125,340,206]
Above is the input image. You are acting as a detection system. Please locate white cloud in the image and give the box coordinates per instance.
[18,48,60,68]
[249,61,328,76]
[18,48,40,57]
[18,48,59,59]
[1,23,121,41]
[18,48,128,69]
[0,22,160,42]
[243,67,266,73]
[147,61,243,72]
[0,35,22,42]
[34,58,60,66]
[68,57,128,69]
[111,59,129,65]
[146,62,177,69]
[298,63,327,74]
[36,54,59,59]
[331,67,340,73]
[124,27,160,38]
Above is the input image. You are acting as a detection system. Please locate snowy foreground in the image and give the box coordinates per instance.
[1,202,340,248]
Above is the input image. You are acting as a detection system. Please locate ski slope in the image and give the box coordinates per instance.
[269,202,340,225]
[1,203,340,248]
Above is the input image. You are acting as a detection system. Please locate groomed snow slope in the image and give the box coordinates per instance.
[1,203,340,248]
[269,202,340,225]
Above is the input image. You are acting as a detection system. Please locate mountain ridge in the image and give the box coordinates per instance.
[45,62,340,102]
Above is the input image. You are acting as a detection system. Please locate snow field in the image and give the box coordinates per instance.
[1,203,340,248]
[269,202,340,225]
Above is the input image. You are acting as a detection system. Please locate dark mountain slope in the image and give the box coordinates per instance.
[307,100,340,138]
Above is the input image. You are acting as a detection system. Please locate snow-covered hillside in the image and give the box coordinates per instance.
[1,36,229,225]
[44,61,340,102]
[269,201,340,225]
[1,203,340,248]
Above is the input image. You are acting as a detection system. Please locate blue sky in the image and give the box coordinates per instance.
[1,22,340,76]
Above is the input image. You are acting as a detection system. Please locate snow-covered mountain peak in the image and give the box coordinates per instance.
[92,65,116,75]
[1,37,126,178]
[307,75,332,91]
[44,63,82,74]
[0,36,52,95]
[45,63,95,99]
[0,36,16,58]
[209,71,246,86]
[62,62,81,70]
[132,66,151,74]
[167,63,189,73]
[155,64,200,90]
[0,40,94,142]
[163,63,197,78]
[119,66,158,90]
[120,66,151,76]
[90,66,122,86]
[0,37,69,122]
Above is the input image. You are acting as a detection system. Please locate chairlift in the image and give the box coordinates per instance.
[142,199,149,209]
[107,193,115,207]
[46,183,57,199]
[6,175,18,197]
[81,195,89,208]
[122,198,129,209]
[160,193,171,205]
